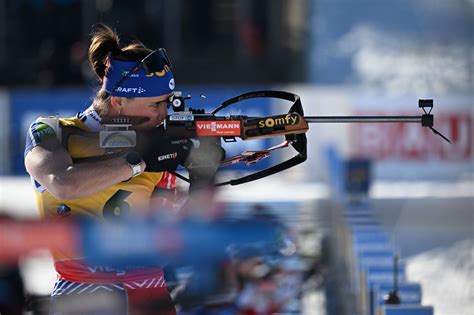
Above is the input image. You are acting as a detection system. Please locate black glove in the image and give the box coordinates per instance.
[184,137,226,190]
[135,126,195,172]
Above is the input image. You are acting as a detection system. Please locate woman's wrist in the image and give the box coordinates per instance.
[125,151,144,178]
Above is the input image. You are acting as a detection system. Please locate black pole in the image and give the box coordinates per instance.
[384,255,401,305]
[304,116,421,123]
[394,255,398,294]
[304,115,451,143]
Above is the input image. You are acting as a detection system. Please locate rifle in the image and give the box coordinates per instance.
[100,90,450,186]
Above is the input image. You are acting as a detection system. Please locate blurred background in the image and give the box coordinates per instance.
[0,0,472,314]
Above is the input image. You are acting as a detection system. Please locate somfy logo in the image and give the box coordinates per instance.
[257,113,299,128]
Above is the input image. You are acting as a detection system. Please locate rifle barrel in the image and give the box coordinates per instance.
[304,116,421,123]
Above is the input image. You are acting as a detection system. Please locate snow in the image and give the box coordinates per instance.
[406,239,474,315]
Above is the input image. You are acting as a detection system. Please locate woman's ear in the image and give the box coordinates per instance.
[110,96,123,115]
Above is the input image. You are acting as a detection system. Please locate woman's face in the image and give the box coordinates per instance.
[118,94,171,129]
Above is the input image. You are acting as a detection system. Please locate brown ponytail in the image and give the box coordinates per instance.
[88,23,152,82]
[88,24,122,81]
[88,23,152,116]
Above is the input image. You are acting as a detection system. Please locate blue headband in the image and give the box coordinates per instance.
[102,58,175,97]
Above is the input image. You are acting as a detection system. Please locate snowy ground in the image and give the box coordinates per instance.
[406,239,474,315]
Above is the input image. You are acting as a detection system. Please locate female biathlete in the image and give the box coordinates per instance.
[24,24,186,314]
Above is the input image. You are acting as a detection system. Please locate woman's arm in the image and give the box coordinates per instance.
[25,136,144,199]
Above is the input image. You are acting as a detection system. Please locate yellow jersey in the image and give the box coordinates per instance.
[25,106,167,283]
